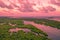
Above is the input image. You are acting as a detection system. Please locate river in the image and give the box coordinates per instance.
[24,21,60,40]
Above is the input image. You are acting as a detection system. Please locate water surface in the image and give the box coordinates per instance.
[24,21,60,40]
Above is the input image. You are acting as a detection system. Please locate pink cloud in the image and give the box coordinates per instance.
[0,0,60,18]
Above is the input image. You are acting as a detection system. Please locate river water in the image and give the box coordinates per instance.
[46,18,60,21]
[24,21,60,40]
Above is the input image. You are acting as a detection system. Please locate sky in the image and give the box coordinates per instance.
[0,0,60,18]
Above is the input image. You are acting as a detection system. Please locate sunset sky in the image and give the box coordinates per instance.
[0,0,60,18]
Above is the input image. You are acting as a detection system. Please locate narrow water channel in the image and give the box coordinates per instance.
[24,21,60,40]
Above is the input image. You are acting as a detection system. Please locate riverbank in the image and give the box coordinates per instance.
[0,18,50,40]
[24,21,60,40]
[23,18,60,29]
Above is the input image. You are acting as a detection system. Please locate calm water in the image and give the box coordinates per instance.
[24,21,60,40]
[46,18,60,21]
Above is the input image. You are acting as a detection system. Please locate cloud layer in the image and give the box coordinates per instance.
[0,0,60,11]
[0,0,60,18]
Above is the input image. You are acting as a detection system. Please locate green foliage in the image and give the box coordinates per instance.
[0,18,49,40]
[33,19,60,29]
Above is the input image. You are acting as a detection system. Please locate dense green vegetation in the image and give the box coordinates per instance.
[25,18,60,29]
[0,18,50,40]
[22,18,60,29]
[34,19,60,29]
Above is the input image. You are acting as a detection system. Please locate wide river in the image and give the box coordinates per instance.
[24,21,60,40]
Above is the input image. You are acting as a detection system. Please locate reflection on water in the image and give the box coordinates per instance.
[24,21,60,40]
[46,18,60,21]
